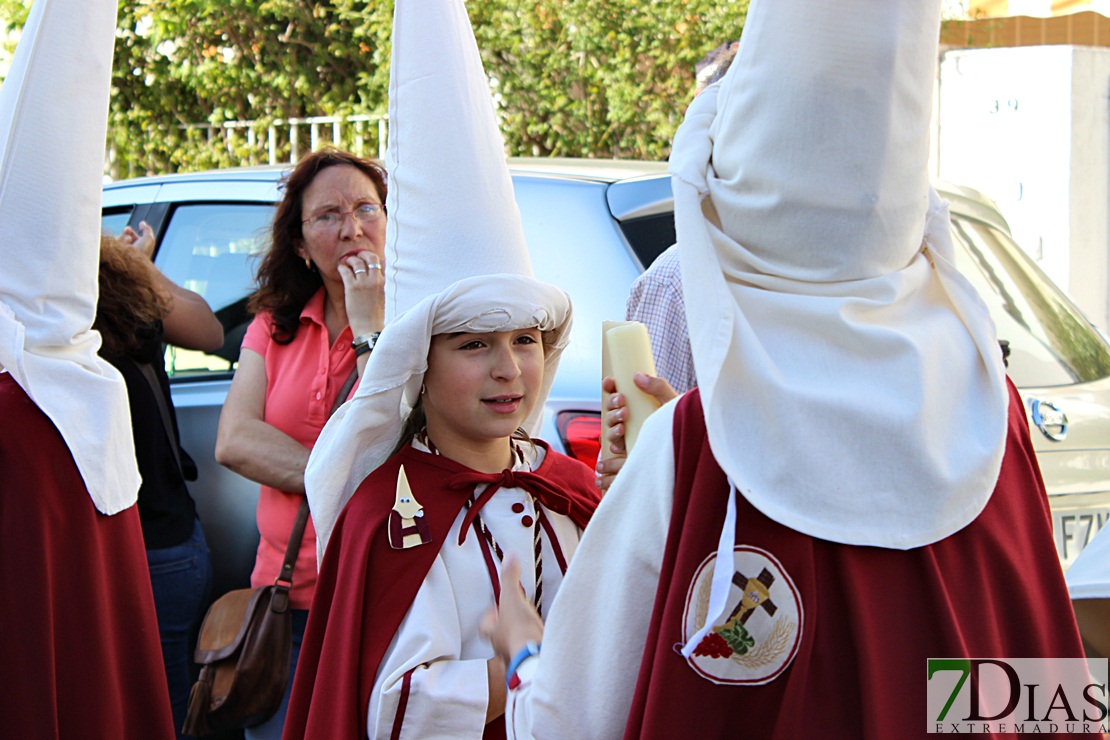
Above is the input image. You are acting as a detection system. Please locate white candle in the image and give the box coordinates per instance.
[602,320,661,456]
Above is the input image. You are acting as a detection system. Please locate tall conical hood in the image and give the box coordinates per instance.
[0,0,140,514]
[305,0,572,560]
[668,0,1007,549]
[672,0,1009,659]
[383,0,533,321]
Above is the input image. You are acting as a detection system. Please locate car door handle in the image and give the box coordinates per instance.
[1029,398,1068,442]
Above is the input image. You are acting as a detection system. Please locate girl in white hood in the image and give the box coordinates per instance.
[282,0,602,737]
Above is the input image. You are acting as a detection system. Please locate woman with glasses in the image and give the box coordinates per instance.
[215,147,387,740]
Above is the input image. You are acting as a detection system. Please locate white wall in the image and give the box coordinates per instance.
[1070,49,1110,335]
[936,45,1110,333]
[1007,0,1053,15]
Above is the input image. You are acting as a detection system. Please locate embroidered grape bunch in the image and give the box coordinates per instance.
[694,620,758,659]
[693,632,733,659]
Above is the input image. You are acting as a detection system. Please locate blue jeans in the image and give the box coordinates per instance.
[147,519,213,740]
[243,608,309,740]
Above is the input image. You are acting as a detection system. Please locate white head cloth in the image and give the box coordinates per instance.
[305,0,571,560]
[0,0,140,515]
[1066,527,1110,600]
[671,0,1008,550]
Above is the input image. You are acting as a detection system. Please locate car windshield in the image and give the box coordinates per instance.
[950,217,1110,387]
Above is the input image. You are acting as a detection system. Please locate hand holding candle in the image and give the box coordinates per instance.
[602,321,662,457]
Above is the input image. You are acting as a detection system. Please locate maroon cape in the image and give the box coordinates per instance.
[623,381,1094,739]
[284,441,599,740]
[0,373,174,739]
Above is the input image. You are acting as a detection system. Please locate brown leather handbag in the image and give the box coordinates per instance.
[181,499,307,736]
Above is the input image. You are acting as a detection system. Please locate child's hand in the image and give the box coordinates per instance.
[481,557,544,666]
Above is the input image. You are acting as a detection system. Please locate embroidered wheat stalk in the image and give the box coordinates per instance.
[732,618,795,669]
[695,570,712,628]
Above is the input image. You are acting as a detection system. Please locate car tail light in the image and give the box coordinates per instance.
[556,411,601,469]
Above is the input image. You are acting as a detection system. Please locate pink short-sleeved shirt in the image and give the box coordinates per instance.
[241,288,358,609]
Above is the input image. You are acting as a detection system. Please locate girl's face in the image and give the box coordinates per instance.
[422,328,545,457]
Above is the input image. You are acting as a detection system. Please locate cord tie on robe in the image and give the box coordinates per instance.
[448,469,574,546]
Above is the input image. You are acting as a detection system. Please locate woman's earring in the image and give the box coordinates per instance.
[420,383,426,396]
[304,257,312,270]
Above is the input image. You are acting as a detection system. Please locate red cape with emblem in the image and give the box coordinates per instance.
[284,441,599,740]
[622,381,1093,739]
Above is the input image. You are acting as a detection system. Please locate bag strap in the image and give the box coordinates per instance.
[135,360,185,480]
[276,498,310,586]
[276,365,359,586]
[331,366,360,417]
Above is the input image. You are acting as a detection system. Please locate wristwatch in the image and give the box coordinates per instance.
[351,331,381,357]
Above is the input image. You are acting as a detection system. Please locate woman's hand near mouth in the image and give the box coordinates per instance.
[339,249,386,341]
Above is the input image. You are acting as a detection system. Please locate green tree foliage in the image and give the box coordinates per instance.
[0,0,748,174]
[108,0,395,174]
[470,0,749,158]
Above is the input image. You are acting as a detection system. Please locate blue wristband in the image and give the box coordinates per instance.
[506,641,541,689]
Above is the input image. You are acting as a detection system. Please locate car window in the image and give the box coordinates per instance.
[620,212,676,269]
[101,210,132,237]
[949,216,1110,387]
[154,203,274,378]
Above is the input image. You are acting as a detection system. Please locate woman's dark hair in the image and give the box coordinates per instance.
[249,147,388,344]
[94,236,171,359]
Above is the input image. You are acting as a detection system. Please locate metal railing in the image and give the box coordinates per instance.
[106,112,389,179]
[179,113,390,163]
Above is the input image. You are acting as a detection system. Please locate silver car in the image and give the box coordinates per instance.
[101,159,1110,594]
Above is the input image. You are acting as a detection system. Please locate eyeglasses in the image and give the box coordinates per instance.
[302,203,386,230]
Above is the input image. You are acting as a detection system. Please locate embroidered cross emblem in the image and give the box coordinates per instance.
[728,567,777,625]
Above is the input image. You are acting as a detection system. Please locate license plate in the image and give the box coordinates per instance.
[1054,507,1110,570]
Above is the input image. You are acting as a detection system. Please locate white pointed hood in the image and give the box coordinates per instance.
[1066,525,1110,600]
[381,0,534,320]
[669,0,1007,549]
[0,0,140,514]
[305,0,572,560]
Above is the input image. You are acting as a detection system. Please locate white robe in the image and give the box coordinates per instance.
[371,442,585,739]
[506,402,678,739]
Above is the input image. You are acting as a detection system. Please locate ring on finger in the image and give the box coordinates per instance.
[354,268,367,275]
[365,263,382,270]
